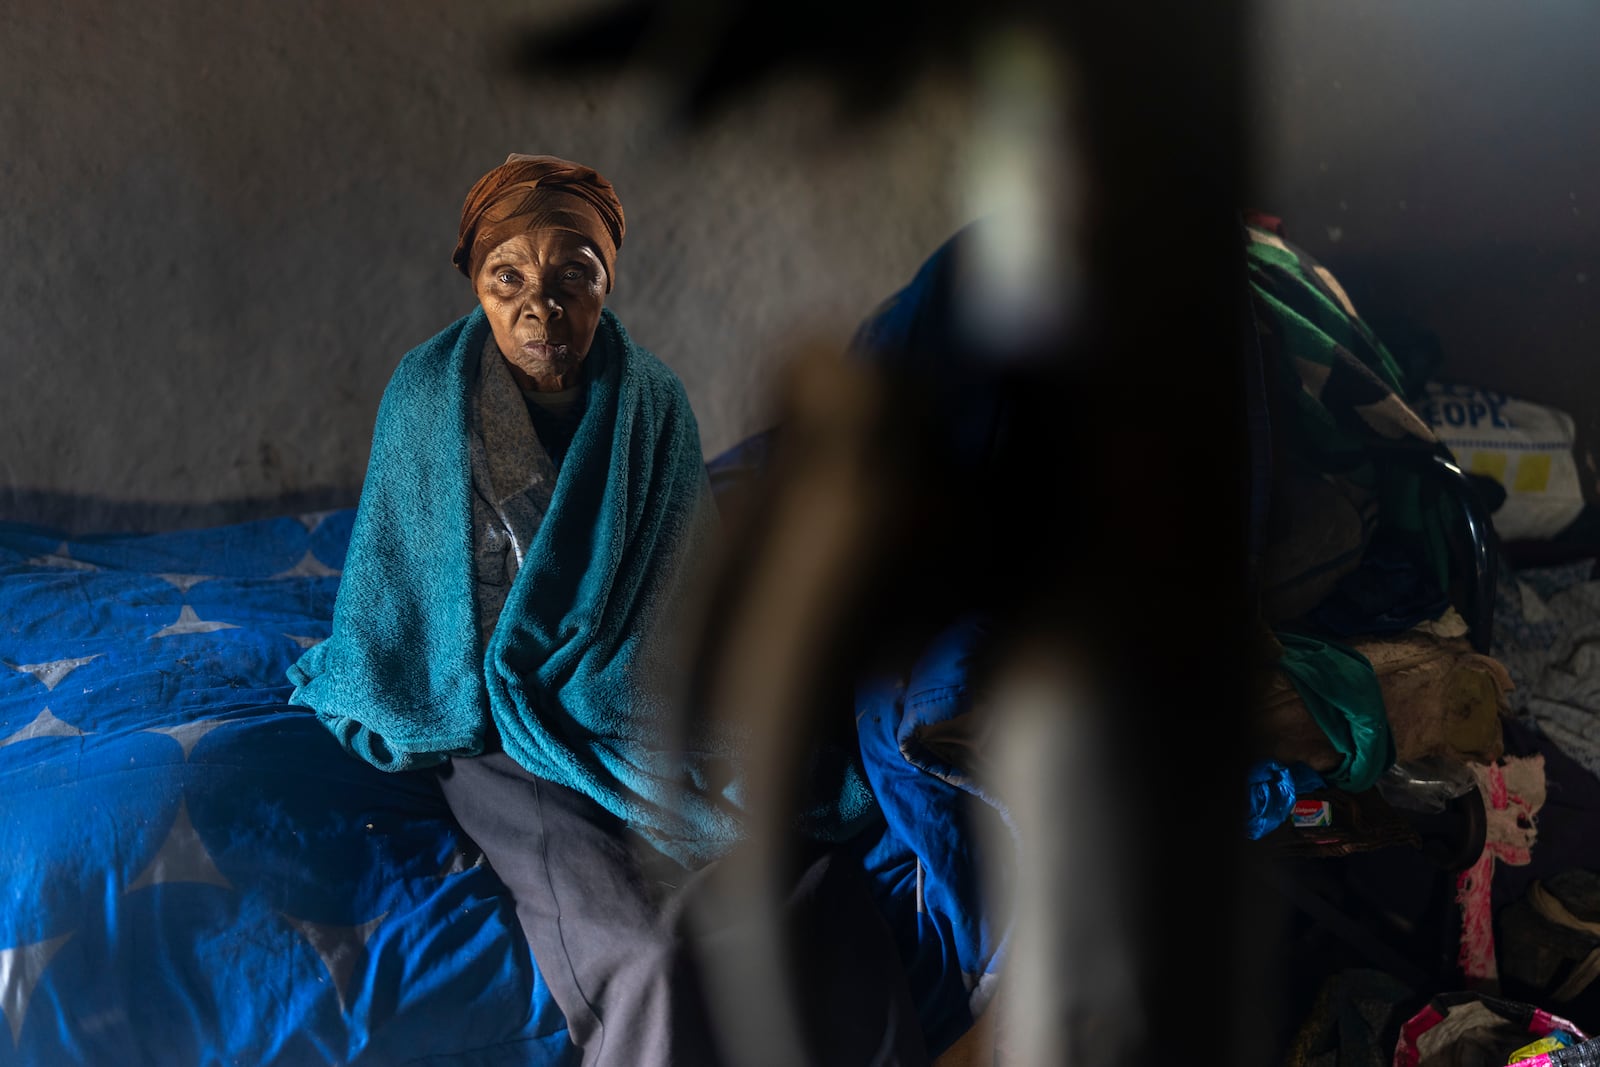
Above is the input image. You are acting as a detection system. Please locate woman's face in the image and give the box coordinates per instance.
[474,228,608,392]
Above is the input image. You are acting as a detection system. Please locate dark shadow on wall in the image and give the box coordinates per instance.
[1328,244,1600,467]
[0,488,361,537]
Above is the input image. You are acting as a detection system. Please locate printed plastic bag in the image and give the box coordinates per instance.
[1393,990,1587,1067]
[1419,382,1587,542]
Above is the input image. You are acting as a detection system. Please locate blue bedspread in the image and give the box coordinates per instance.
[0,511,571,1065]
[0,501,1004,1064]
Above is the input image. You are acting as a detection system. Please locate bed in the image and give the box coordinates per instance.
[0,474,1007,1064]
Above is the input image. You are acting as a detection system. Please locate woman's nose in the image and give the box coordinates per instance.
[520,281,562,320]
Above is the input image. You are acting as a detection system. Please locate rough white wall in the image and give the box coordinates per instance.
[11,1,1599,525]
[2,1,970,522]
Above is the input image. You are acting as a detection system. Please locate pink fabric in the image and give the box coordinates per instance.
[1454,754,1548,982]
[1393,1003,1447,1067]
[1456,850,1499,982]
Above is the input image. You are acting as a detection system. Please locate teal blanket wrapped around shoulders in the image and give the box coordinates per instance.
[288,306,748,865]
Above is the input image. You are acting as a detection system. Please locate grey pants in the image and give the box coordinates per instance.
[436,752,930,1067]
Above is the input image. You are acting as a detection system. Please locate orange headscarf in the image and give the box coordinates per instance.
[452,154,626,291]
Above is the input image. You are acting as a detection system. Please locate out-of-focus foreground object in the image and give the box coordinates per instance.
[511,1,1259,1064]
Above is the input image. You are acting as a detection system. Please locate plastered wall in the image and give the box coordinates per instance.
[7,2,1598,528]
[2,1,971,528]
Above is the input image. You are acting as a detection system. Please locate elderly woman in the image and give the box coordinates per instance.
[288,154,926,1066]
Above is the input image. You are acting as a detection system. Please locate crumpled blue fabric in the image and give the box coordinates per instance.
[855,615,1013,1057]
[1245,759,1327,839]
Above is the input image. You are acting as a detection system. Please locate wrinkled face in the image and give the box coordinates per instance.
[474,229,608,392]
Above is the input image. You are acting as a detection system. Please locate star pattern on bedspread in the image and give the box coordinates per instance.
[271,550,342,579]
[282,911,388,1013]
[151,605,239,639]
[125,798,232,894]
[296,511,337,533]
[282,634,323,650]
[140,718,234,760]
[5,655,101,691]
[156,573,214,594]
[0,707,86,748]
[22,543,98,572]
[1,932,72,1046]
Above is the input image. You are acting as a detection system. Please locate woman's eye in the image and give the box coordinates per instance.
[496,271,518,286]
[562,269,583,282]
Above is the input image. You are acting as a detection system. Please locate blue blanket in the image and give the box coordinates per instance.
[287,306,744,867]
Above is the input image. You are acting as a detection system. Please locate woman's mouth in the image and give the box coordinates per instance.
[520,341,569,360]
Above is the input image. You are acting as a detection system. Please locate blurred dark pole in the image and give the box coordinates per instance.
[989,3,1259,1063]
[506,1,1261,1063]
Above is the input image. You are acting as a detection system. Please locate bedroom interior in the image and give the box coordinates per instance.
[6,2,1600,1065]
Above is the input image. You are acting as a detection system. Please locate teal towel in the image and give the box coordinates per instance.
[1273,630,1396,792]
[288,306,747,865]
